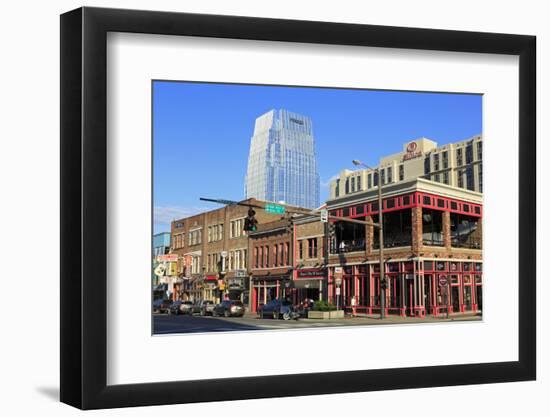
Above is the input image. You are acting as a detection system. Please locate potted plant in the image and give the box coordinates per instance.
[307,300,344,319]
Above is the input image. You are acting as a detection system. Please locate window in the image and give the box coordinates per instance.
[424,156,431,174]
[265,246,269,266]
[279,243,284,266]
[423,196,431,205]
[443,171,449,184]
[478,164,483,192]
[357,176,362,191]
[457,148,463,166]
[368,173,372,189]
[386,198,395,209]
[442,151,448,169]
[373,172,379,187]
[373,209,412,248]
[335,179,340,197]
[351,177,355,192]
[466,143,473,164]
[308,238,318,258]
[399,165,404,181]
[273,245,278,266]
[298,240,303,259]
[380,169,385,185]
[387,167,392,183]
[355,204,365,215]
[284,242,289,265]
[258,246,263,268]
[422,209,444,246]
[230,218,246,238]
[466,166,474,190]
[345,178,350,194]
[450,201,458,210]
[403,195,410,205]
[434,154,440,171]
[434,173,440,183]
[254,247,259,268]
[451,213,481,249]
[477,141,482,161]
[458,171,464,188]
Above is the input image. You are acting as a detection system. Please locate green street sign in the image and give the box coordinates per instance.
[265,203,285,214]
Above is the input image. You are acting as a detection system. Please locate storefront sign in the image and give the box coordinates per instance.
[156,254,178,263]
[227,278,244,289]
[296,268,326,279]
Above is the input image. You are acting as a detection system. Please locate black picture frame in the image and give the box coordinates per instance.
[60,6,536,410]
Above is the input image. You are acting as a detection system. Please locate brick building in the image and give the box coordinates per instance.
[293,214,328,304]
[248,219,293,312]
[326,177,483,317]
[170,198,281,303]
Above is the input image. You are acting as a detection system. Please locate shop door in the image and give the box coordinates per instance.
[424,275,432,313]
[451,286,460,312]
[476,285,483,311]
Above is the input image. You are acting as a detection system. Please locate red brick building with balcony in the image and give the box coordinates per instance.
[326,178,483,317]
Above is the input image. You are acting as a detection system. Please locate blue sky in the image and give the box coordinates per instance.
[153,81,482,233]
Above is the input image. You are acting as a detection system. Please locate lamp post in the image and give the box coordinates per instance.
[352,159,386,319]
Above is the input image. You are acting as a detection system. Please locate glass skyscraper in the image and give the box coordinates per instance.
[245,109,320,209]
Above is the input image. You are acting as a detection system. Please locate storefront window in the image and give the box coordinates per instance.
[422,209,444,246]
[332,220,365,253]
[373,209,412,248]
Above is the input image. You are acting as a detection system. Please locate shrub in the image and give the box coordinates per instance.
[313,300,337,311]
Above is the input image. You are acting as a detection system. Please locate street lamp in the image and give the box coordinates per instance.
[352,159,386,319]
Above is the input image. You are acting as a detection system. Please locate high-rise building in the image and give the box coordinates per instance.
[329,134,483,200]
[245,109,320,209]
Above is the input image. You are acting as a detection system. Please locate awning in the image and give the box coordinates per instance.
[204,275,218,281]
[153,284,167,291]
[252,275,291,282]
[293,279,321,289]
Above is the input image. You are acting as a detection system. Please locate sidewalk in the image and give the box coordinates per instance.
[243,310,481,324]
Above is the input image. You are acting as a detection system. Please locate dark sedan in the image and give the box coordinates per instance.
[258,299,299,320]
[213,300,245,317]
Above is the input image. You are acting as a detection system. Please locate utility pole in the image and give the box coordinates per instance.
[352,161,386,320]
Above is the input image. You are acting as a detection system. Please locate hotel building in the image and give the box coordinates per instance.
[329,135,483,199]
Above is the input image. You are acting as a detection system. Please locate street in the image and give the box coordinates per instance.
[153,312,481,334]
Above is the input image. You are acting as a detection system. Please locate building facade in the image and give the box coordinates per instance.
[248,219,293,312]
[152,232,171,287]
[245,109,320,209]
[326,178,483,317]
[293,214,328,304]
[330,135,483,199]
[170,198,282,303]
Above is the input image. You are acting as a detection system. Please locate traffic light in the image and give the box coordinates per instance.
[243,208,258,232]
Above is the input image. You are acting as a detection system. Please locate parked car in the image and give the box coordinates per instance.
[199,300,216,316]
[189,300,215,315]
[153,299,173,314]
[258,299,299,320]
[168,300,193,315]
[213,300,245,317]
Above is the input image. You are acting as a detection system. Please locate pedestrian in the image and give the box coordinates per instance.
[351,295,357,317]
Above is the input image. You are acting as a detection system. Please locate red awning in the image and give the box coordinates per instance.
[204,275,218,281]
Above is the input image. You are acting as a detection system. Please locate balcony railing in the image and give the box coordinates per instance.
[373,233,412,249]
[331,239,366,254]
[452,235,482,249]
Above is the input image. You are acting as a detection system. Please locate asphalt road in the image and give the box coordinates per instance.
[153,312,481,334]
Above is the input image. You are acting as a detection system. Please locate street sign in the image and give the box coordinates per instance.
[265,203,286,214]
[334,266,343,285]
[438,276,448,287]
[320,209,328,223]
